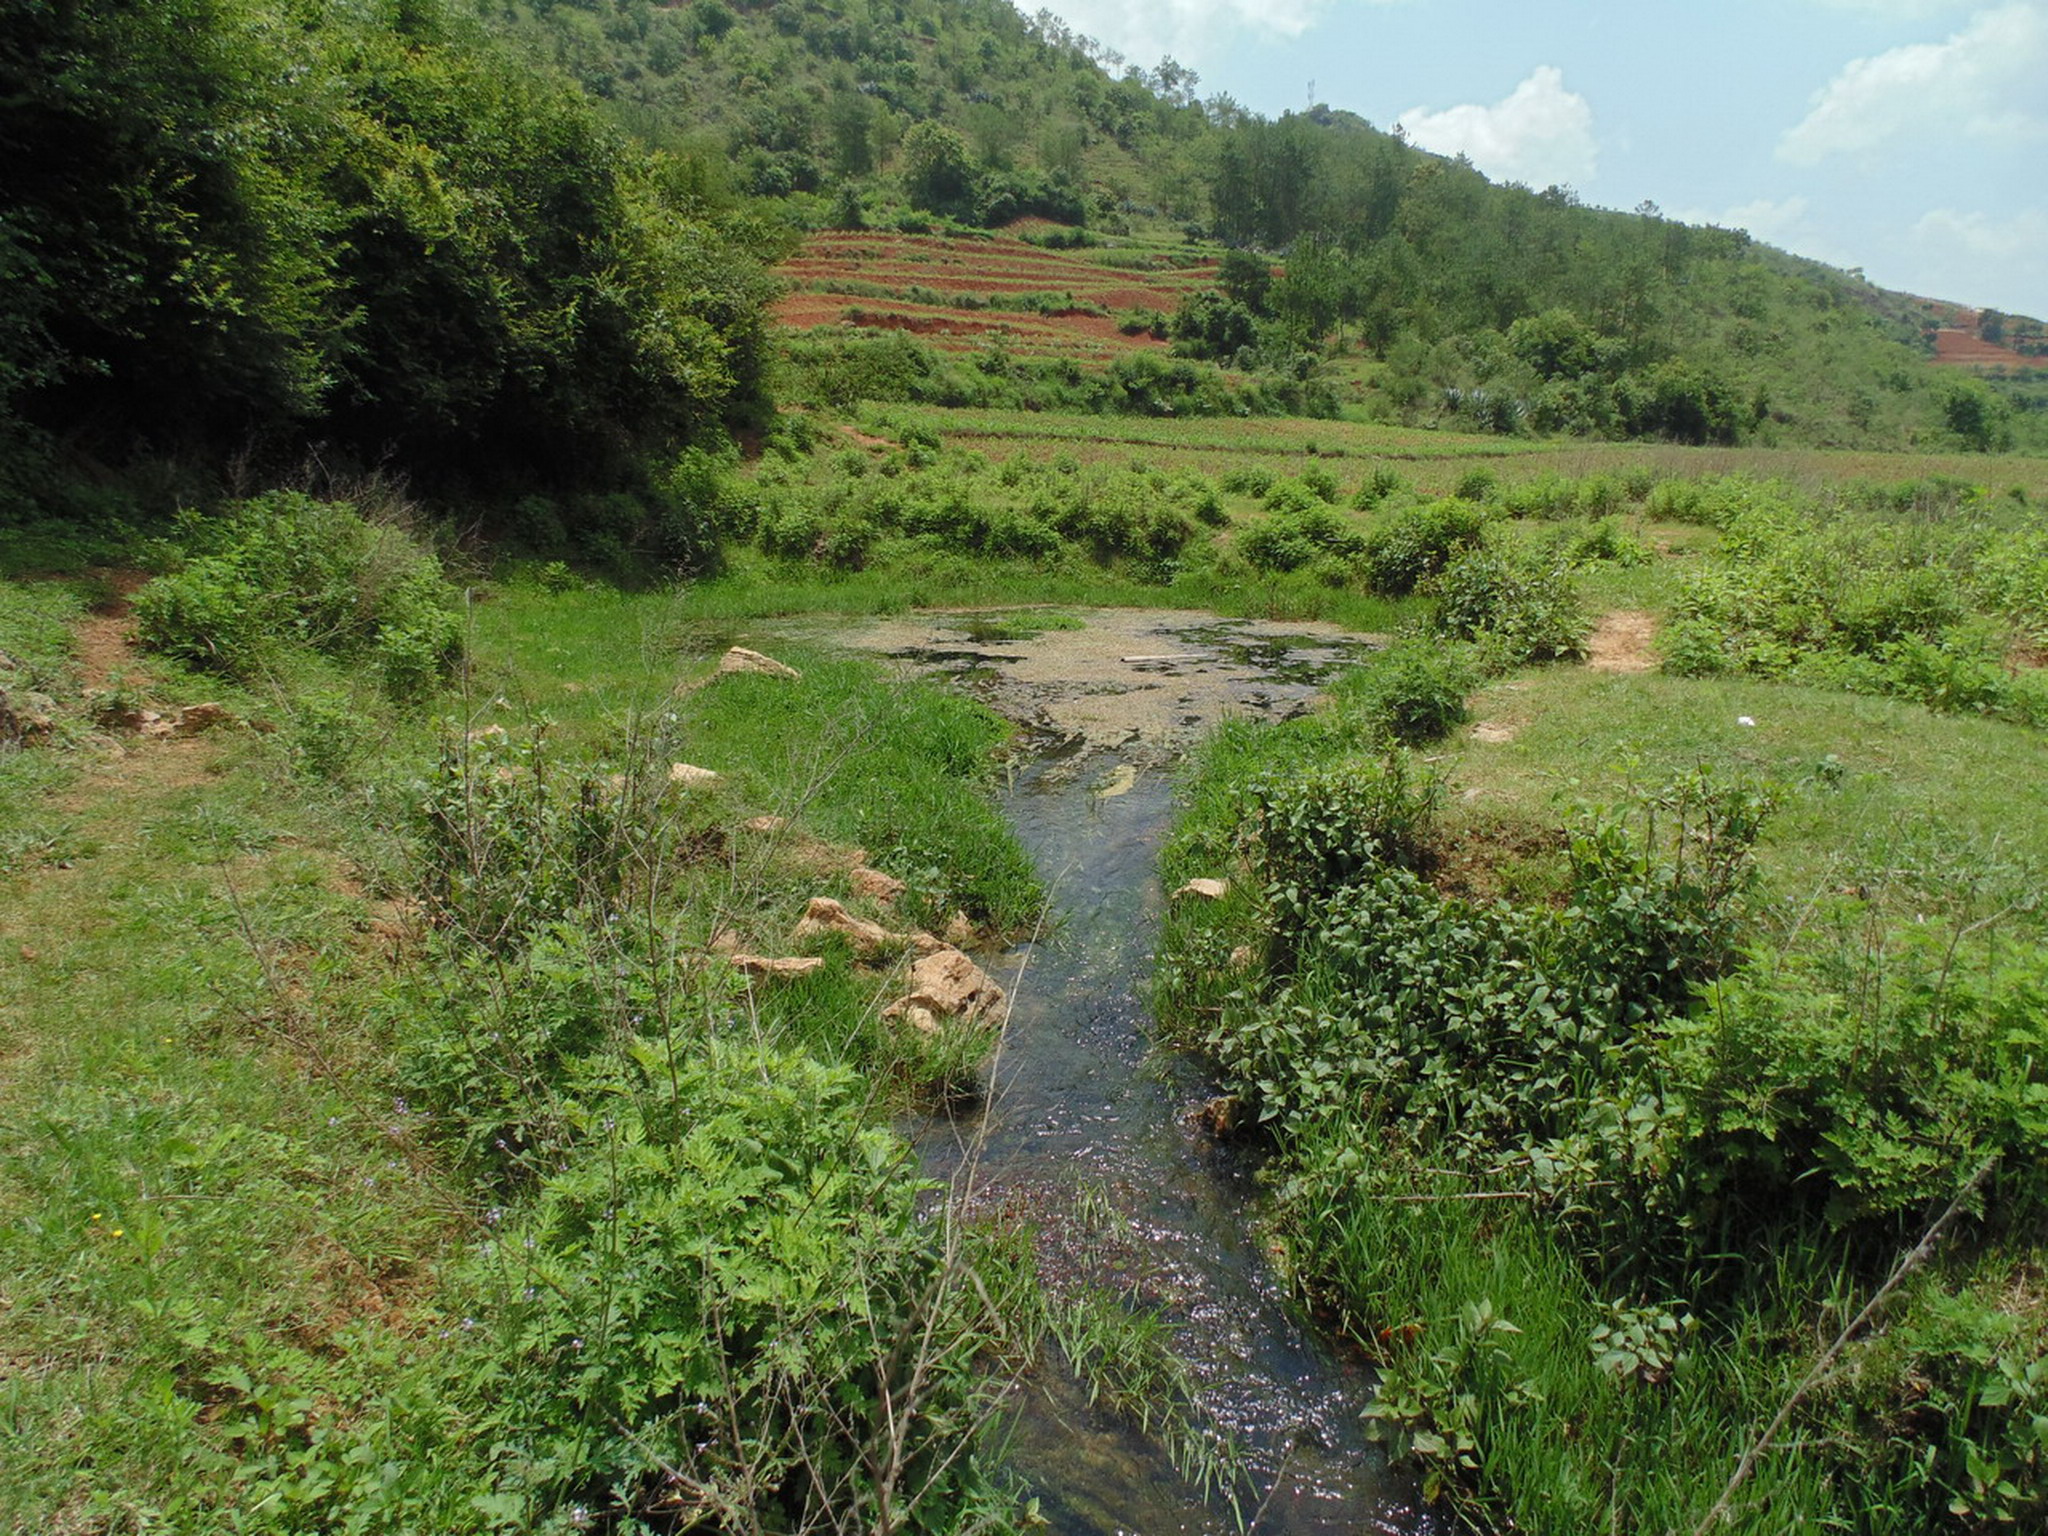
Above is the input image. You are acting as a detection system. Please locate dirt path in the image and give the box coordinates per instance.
[1586,609,1659,674]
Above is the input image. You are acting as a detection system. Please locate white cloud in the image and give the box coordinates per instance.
[1913,205,2048,258]
[1669,195,1858,267]
[1779,3,2048,163]
[1015,0,1351,70]
[1907,207,2048,313]
[1395,66,1599,188]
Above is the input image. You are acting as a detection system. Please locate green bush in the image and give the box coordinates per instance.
[1428,546,1587,665]
[459,1042,1019,1530]
[1349,639,1475,744]
[1240,506,1364,574]
[1219,466,1275,499]
[133,492,461,700]
[1351,465,1405,510]
[1248,752,1445,901]
[1358,499,1487,595]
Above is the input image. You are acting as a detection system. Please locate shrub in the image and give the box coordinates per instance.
[1358,499,1487,595]
[461,1042,1019,1530]
[1352,466,1405,510]
[1428,546,1588,666]
[1219,466,1275,499]
[1350,639,1476,744]
[1299,463,1341,504]
[1248,752,1445,901]
[1240,506,1364,574]
[134,492,461,700]
[1452,468,1499,503]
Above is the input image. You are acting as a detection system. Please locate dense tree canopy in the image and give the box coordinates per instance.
[0,0,779,501]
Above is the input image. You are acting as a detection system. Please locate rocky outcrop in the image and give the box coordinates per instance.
[791,896,904,956]
[849,865,905,903]
[882,947,1005,1034]
[0,688,57,746]
[716,646,802,681]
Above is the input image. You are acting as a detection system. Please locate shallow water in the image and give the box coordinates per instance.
[802,610,1439,1533]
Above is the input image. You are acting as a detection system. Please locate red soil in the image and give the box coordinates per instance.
[1933,328,2041,370]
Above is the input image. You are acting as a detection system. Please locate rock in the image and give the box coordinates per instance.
[741,815,789,834]
[717,646,802,681]
[729,953,825,980]
[894,1003,943,1035]
[1173,877,1229,902]
[172,701,228,736]
[1190,1094,1246,1138]
[943,911,976,946]
[883,947,1005,1028]
[792,895,903,956]
[668,762,721,789]
[849,865,906,903]
[908,930,947,956]
[0,688,55,745]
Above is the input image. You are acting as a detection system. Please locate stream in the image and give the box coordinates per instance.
[800,609,1442,1535]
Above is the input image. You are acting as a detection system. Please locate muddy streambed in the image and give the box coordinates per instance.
[781,609,1439,1534]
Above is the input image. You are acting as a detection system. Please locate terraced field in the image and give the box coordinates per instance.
[774,227,1224,362]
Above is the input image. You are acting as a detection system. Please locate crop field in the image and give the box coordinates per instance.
[774,229,1219,360]
[854,404,2048,498]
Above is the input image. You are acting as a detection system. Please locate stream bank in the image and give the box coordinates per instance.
[790,609,1440,1534]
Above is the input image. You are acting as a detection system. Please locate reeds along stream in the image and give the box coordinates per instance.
[837,611,1444,1535]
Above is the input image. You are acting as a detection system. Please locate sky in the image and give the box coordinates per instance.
[1010,0,2048,320]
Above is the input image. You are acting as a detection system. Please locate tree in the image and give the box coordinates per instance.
[1941,379,2011,452]
[899,119,977,217]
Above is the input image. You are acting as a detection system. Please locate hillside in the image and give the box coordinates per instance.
[493,0,2044,454]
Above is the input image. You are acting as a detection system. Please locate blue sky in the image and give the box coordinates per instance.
[1014,0,2048,320]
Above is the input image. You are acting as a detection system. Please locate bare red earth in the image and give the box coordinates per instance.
[773,230,1210,361]
[1933,328,2041,370]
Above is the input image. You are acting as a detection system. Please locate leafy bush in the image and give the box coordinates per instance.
[134,492,460,700]
[1240,506,1364,574]
[458,1042,1020,1530]
[1427,546,1587,665]
[1357,499,1486,595]
[1348,639,1475,744]
[1351,465,1405,510]
[1248,752,1445,901]
[1219,466,1275,499]
[1452,468,1499,503]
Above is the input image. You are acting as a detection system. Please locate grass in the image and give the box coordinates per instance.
[6,431,2047,1529]
[0,723,465,1531]
[0,562,1057,1530]
[1447,666,2048,933]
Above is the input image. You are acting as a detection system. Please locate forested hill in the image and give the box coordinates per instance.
[0,0,782,530]
[492,0,2041,453]
[2,0,2040,537]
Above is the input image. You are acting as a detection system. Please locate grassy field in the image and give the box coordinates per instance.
[3,410,2046,1531]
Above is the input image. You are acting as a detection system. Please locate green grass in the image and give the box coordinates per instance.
[1450,666,2048,934]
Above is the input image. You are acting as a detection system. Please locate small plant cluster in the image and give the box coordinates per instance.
[782,328,1336,419]
[134,492,461,701]
[750,444,1215,580]
[379,657,1050,1530]
[1661,480,2048,726]
[1156,721,2048,1532]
